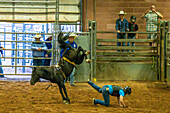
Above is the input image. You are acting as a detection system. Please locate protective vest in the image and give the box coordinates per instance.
[111,85,124,97]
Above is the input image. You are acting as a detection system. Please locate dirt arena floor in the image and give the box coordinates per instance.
[0,80,169,113]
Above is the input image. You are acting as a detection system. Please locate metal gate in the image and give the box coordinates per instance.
[90,20,170,82]
[161,21,170,82]
[74,34,90,82]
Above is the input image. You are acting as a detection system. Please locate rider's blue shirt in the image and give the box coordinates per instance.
[60,41,77,58]
[107,85,125,97]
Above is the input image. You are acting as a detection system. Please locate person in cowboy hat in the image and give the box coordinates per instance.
[60,33,77,86]
[31,34,48,66]
[115,11,129,52]
[44,35,52,66]
[87,80,131,107]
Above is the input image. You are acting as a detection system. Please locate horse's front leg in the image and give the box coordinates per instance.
[58,84,67,104]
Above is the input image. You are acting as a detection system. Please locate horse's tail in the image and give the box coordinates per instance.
[73,66,78,76]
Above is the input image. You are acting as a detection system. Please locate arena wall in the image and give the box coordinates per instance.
[0,0,80,22]
[83,0,170,32]
[83,0,170,81]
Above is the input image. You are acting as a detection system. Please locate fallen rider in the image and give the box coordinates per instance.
[87,80,131,107]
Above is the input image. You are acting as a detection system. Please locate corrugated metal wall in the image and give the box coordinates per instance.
[0,0,80,22]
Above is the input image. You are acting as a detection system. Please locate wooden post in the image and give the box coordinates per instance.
[160,21,169,82]
[164,21,169,82]
[159,21,165,81]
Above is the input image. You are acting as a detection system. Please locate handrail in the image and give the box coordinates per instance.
[0,57,52,59]
[97,31,159,34]
[0,65,53,67]
[96,46,157,50]
[97,39,157,42]
[0,31,89,35]
[96,52,157,56]
[0,1,79,6]
[0,11,80,15]
[0,6,57,9]
[0,40,52,43]
[0,49,52,51]
[97,57,156,61]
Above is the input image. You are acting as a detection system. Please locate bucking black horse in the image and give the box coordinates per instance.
[30,32,91,104]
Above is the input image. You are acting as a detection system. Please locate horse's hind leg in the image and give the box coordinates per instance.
[58,84,67,103]
[62,84,70,104]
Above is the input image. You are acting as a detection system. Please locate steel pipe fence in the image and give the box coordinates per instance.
[89,20,170,82]
[89,20,163,81]
[0,31,89,75]
[0,0,86,76]
[0,31,90,75]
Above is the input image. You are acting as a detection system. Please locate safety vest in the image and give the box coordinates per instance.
[111,85,124,97]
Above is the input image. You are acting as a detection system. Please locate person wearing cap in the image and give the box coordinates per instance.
[141,4,163,48]
[115,11,129,52]
[127,16,139,52]
[31,34,48,66]
[0,46,5,78]
[44,35,52,66]
[60,33,77,86]
[87,80,131,107]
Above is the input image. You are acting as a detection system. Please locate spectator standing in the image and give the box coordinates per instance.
[115,11,129,52]
[31,34,48,66]
[44,35,52,66]
[60,33,77,86]
[127,16,139,52]
[141,4,163,48]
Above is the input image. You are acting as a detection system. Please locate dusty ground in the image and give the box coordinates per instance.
[0,80,169,113]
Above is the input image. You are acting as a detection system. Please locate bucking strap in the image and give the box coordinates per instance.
[63,57,76,66]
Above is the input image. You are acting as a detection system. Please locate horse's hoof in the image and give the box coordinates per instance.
[86,59,91,63]
[63,100,70,104]
[85,51,91,55]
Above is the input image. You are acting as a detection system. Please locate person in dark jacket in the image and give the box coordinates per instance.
[127,16,139,52]
[60,33,77,86]
[88,80,131,107]
[44,35,52,66]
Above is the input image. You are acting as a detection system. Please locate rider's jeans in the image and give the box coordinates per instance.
[88,81,110,107]
[70,67,75,85]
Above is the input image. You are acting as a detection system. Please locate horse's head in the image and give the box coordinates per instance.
[30,68,40,85]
